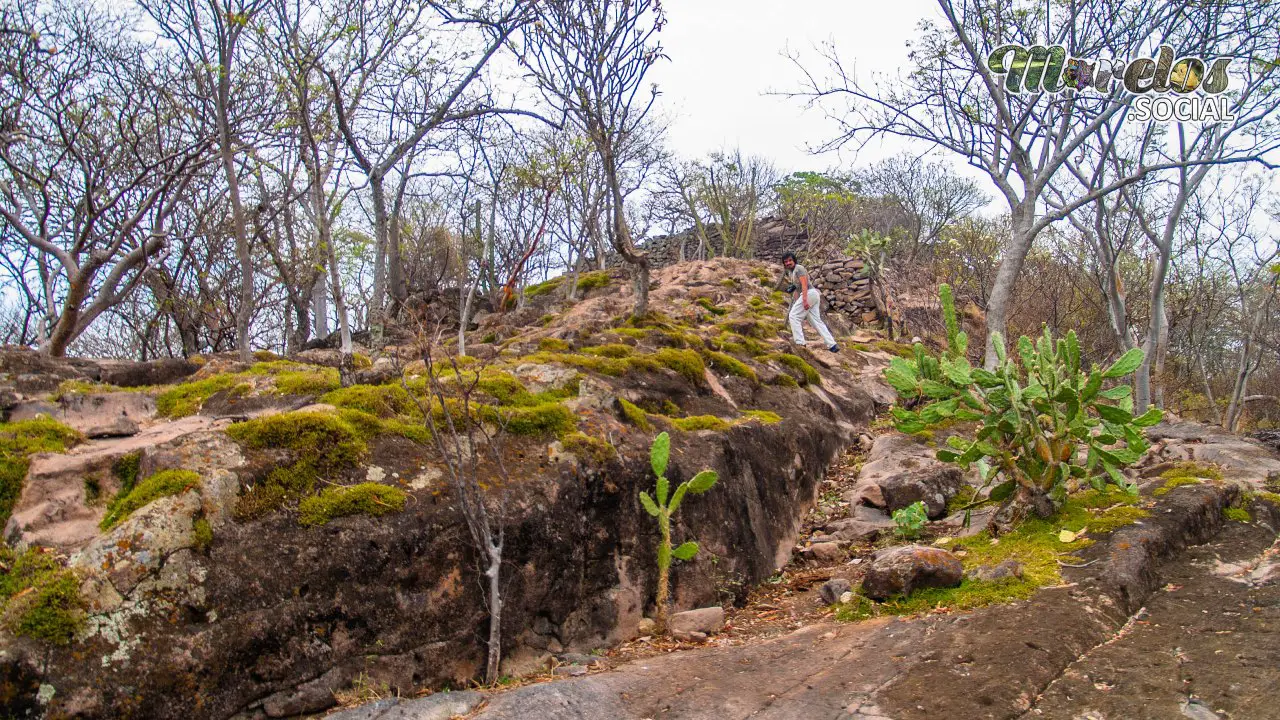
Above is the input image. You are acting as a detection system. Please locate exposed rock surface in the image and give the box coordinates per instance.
[0,259,883,719]
[8,391,155,437]
[861,545,964,600]
[875,466,963,519]
[668,607,725,638]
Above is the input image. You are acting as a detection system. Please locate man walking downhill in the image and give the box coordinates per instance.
[778,252,839,352]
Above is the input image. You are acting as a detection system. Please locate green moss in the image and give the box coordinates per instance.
[525,276,564,298]
[769,373,800,388]
[561,432,616,465]
[719,318,775,340]
[739,410,782,424]
[652,348,706,384]
[750,267,773,284]
[866,339,916,359]
[274,369,341,395]
[583,344,635,358]
[487,402,576,436]
[50,379,128,400]
[192,517,213,551]
[670,415,731,432]
[610,328,649,340]
[1159,462,1223,481]
[481,333,498,344]
[297,483,407,527]
[539,337,572,352]
[156,374,248,417]
[709,331,768,357]
[1255,491,1280,506]
[0,547,83,645]
[253,350,281,362]
[522,351,632,377]
[720,278,740,288]
[323,384,420,418]
[1153,475,1203,497]
[1,418,82,527]
[1224,506,1251,522]
[227,411,368,517]
[100,469,201,530]
[836,489,1148,621]
[768,353,821,386]
[695,297,729,316]
[576,270,612,292]
[353,353,373,369]
[618,399,653,431]
[705,351,758,382]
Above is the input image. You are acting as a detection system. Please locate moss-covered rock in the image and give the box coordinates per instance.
[670,415,732,432]
[0,418,82,527]
[560,432,616,465]
[0,546,84,645]
[100,469,202,531]
[156,375,250,417]
[704,350,758,383]
[575,270,611,292]
[651,348,706,384]
[768,353,822,386]
[227,412,368,518]
[297,483,407,527]
[525,276,564,298]
[322,384,420,418]
[618,398,653,431]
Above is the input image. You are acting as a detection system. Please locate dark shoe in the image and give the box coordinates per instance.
[828,344,840,353]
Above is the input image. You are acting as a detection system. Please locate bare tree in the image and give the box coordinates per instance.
[855,154,988,261]
[0,2,211,356]
[789,0,1277,368]
[521,0,666,317]
[406,342,511,685]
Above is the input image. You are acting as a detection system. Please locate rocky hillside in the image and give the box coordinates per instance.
[0,259,896,719]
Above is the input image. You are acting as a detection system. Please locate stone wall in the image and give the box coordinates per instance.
[613,217,879,324]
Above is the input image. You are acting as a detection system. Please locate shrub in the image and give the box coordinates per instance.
[297,483,407,527]
[884,284,1161,531]
[892,501,928,539]
[101,469,201,530]
[0,418,82,527]
[639,432,718,633]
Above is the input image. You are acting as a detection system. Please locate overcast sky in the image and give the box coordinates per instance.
[647,0,942,175]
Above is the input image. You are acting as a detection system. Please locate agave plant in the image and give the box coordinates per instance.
[639,431,718,633]
[884,285,1161,533]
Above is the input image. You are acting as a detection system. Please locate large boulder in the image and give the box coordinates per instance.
[8,392,155,438]
[877,466,964,519]
[861,545,964,600]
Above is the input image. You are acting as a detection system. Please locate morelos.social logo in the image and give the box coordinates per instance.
[987,44,1235,123]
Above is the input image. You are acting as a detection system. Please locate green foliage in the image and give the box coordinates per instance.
[639,432,719,633]
[619,399,653,431]
[0,418,82,527]
[885,284,1160,521]
[297,483,407,527]
[100,469,201,530]
[768,353,822,386]
[892,501,929,539]
[0,546,84,645]
[575,270,612,292]
[670,415,732,432]
[704,351,758,383]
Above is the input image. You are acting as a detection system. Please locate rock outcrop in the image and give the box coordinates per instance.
[0,258,886,719]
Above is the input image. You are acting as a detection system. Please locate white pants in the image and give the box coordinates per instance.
[788,289,835,347]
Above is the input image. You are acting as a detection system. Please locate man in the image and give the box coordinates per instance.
[778,252,838,352]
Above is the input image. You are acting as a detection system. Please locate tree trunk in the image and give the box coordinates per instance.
[43,272,93,357]
[313,272,329,341]
[368,173,389,340]
[983,204,1035,369]
[484,542,503,685]
[219,75,253,363]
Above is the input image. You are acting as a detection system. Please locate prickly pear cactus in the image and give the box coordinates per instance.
[883,284,1161,533]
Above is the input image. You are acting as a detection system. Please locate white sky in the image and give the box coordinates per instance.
[648,0,943,175]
